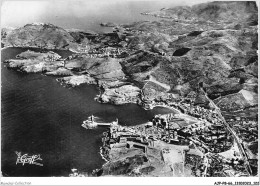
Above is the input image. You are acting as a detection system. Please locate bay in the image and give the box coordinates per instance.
[1,47,176,176]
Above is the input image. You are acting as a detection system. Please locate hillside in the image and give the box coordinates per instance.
[1,23,85,52]
[142,1,258,25]
[3,1,258,114]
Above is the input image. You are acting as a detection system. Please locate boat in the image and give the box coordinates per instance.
[81,115,119,129]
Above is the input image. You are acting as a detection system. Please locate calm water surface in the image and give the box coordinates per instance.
[1,47,176,176]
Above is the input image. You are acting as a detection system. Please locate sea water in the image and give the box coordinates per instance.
[1,47,176,176]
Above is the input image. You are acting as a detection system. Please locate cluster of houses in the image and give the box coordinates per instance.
[101,113,188,161]
[43,54,59,62]
[228,119,258,142]
[83,47,128,58]
[227,118,258,162]
[205,153,247,177]
[152,113,232,153]
[99,108,251,177]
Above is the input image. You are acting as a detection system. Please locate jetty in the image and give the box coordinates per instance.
[81,115,119,129]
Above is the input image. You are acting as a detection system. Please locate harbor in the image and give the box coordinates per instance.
[95,95,256,177]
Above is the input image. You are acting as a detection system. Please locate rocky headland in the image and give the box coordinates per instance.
[1,23,90,53]
[2,1,258,177]
[4,50,63,73]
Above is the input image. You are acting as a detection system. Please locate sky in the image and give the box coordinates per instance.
[1,0,212,30]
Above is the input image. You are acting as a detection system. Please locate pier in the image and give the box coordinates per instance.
[81,115,119,129]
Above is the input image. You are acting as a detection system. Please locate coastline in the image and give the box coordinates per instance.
[1,46,12,50]
[148,105,182,115]
[2,46,256,175]
[1,45,80,54]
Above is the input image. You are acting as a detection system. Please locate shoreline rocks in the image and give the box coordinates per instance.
[4,50,64,73]
[45,67,73,76]
[57,75,96,87]
[98,85,141,105]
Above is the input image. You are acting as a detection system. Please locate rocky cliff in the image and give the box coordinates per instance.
[4,50,63,73]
